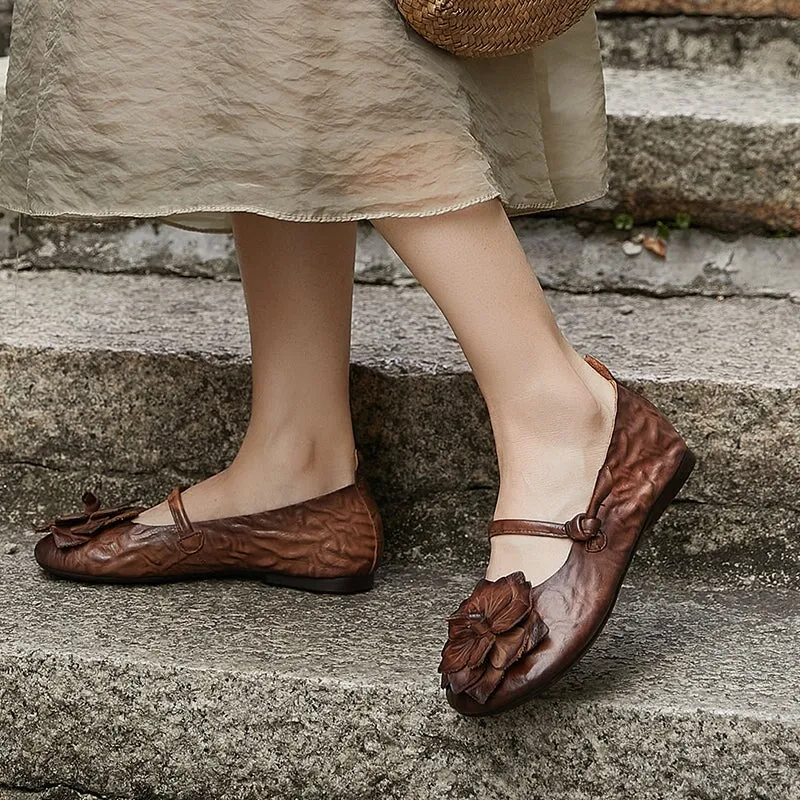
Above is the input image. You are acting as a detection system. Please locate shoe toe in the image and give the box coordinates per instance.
[444,633,565,716]
[445,687,490,716]
[34,531,93,578]
[33,524,142,581]
[33,533,62,573]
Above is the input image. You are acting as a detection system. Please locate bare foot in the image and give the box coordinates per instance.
[485,356,617,586]
[131,439,357,527]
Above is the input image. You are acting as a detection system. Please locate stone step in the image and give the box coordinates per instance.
[581,66,800,233]
[3,212,799,298]
[357,217,800,299]
[597,0,800,17]
[1,269,798,587]
[0,1,10,59]
[2,59,799,233]
[598,14,800,77]
[0,546,798,799]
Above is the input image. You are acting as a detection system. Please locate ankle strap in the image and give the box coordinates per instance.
[489,519,571,538]
[167,486,204,553]
[488,465,615,553]
[489,513,607,552]
[167,485,194,535]
[488,513,600,540]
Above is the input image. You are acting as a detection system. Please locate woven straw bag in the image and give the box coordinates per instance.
[395,0,597,58]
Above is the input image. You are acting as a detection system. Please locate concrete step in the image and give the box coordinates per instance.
[1,269,798,587]
[2,58,799,233]
[356,217,800,299]
[0,545,798,799]
[0,1,10,59]
[582,66,800,233]
[598,14,800,77]
[597,0,800,17]
[3,213,799,299]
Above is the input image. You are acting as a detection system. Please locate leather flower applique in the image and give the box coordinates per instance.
[439,570,549,704]
[34,491,146,550]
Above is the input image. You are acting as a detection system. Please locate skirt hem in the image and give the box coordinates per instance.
[0,180,610,234]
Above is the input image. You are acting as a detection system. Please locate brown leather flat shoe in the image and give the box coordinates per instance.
[439,355,696,716]
[32,452,383,594]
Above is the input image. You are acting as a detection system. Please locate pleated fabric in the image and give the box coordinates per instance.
[0,0,609,234]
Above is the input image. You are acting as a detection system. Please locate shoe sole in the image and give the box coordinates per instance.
[456,445,697,717]
[39,566,375,595]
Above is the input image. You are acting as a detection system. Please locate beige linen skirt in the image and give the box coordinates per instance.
[0,0,609,235]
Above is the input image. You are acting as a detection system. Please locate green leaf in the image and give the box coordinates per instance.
[614,212,634,231]
[655,220,671,240]
[674,212,691,230]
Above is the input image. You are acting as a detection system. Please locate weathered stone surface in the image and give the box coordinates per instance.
[0,210,240,279]
[1,270,798,584]
[598,15,800,77]
[0,209,406,285]
[0,792,93,800]
[4,212,798,300]
[357,216,800,299]
[0,9,10,60]
[591,67,800,233]
[1,549,798,800]
[598,0,800,17]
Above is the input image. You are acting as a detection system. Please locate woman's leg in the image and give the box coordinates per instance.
[134,212,358,525]
[370,198,617,586]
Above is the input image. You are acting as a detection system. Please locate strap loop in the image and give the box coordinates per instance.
[167,486,205,553]
[488,466,614,552]
[167,485,194,536]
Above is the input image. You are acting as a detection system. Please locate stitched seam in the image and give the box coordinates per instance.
[0,193,498,224]
[0,181,611,228]
[490,528,567,534]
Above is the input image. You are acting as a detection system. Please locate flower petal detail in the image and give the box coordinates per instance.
[465,664,506,704]
[441,572,549,704]
[475,571,520,623]
[446,664,485,695]
[521,609,550,656]
[488,626,528,670]
[439,627,494,674]
[487,576,534,634]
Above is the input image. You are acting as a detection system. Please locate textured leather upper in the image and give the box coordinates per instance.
[34,468,383,582]
[444,355,691,714]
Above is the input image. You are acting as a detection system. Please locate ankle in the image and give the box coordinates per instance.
[491,371,610,456]
[230,428,358,495]
[490,367,616,520]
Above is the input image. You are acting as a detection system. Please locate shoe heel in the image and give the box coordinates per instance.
[643,446,696,533]
[254,570,376,595]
